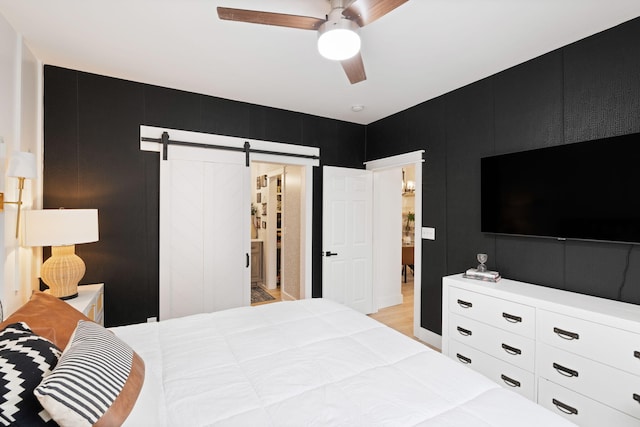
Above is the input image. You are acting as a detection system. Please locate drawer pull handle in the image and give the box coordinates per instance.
[457,299,473,308]
[552,398,578,415]
[553,327,579,340]
[553,362,579,378]
[456,353,472,364]
[500,374,521,388]
[501,343,522,355]
[634,393,640,404]
[502,312,522,323]
[635,350,640,360]
[456,326,472,336]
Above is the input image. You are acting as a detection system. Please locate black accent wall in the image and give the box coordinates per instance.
[366,17,640,334]
[43,67,365,326]
[44,17,640,333]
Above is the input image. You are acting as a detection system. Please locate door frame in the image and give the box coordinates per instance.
[365,150,440,348]
[140,126,318,309]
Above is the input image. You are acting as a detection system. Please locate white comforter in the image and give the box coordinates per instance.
[112,298,574,426]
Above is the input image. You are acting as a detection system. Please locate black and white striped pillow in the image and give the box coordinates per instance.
[34,320,134,427]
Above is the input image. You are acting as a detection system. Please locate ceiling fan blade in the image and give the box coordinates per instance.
[341,53,367,84]
[342,0,408,27]
[217,7,325,31]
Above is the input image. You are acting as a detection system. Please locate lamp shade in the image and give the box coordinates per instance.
[23,209,99,247]
[7,151,37,179]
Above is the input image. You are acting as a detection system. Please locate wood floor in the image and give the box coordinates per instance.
[368,276,439,351]
[368,278,415,339]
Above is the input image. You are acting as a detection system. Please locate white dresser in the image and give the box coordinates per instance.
[65,283,104,326]
[442,274,640,427]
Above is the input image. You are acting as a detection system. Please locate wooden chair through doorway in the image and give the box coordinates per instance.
[402,245,414,283]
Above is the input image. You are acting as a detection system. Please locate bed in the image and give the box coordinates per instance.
[0,293,575,426]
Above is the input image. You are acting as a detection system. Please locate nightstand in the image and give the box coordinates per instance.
[65,283,104,326]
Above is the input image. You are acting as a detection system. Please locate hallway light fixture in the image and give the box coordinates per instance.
[402,169,415,194]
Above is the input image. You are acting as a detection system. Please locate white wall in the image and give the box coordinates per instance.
[0,14,42,317]
[282,165,302,300]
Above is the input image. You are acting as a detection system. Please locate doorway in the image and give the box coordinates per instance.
[370,165,417,337]
[365,151,426,343]
[250,162,306,305]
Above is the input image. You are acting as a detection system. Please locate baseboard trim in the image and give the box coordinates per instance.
[415,327,441,351]
[376,294,404,310]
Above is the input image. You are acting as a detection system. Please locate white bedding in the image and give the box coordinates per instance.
[111,298,574,426]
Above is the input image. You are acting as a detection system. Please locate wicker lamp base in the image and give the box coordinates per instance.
[41,245,86,300]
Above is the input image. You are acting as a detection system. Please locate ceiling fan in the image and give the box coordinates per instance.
[217,0,408,85]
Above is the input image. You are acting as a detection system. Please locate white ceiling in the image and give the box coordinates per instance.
[1,0,639,125]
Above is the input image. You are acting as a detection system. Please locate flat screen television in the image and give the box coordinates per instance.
[481,133,640,244]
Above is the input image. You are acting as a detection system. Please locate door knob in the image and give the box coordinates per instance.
[325,251,338,257]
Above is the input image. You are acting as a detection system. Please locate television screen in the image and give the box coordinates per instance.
[481,133,640,244]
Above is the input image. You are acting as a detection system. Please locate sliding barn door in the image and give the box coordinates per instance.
[160,145,250,320]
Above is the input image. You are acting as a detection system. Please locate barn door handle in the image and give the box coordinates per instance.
[325,251,338,257]
[246,253,249,268]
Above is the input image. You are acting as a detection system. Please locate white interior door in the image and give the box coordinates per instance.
[372,167,403,309]
[160,144,250,320]
[322,166,373,314]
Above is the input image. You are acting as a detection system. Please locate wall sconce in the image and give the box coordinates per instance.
[23,209,99,300]
[1,151,37,238]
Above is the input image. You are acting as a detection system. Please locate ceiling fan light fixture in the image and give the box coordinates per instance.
[317,19,361,61]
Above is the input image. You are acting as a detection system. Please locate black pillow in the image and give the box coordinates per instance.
[0,322,61,426]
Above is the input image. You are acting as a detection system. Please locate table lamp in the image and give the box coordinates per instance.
[23,209,99,299]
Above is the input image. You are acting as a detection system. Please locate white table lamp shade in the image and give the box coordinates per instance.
[7,151,37,179]
[24,209,99,247]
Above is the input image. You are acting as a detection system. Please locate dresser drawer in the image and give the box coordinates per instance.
[538,378,639,427]
[538,309,640,376]
[449,286,535,338]
[538,342,640,420]
[449,339,535,400]
[449,313,535,371]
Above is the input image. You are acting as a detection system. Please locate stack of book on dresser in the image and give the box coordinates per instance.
[463,268,501,282]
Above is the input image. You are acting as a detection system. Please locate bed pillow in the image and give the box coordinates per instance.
[0,291,91,350]
[0,322,61,426]
[34,320,145,427]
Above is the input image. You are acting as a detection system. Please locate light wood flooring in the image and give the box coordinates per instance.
[369,278,415,339]
[368,276,439,351]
